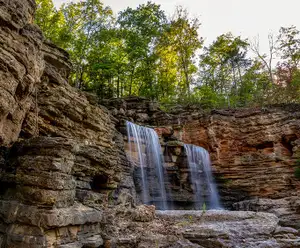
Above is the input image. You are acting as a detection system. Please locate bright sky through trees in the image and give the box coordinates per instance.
[53,0,300,55]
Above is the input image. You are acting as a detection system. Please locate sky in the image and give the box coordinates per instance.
[53,0,300,56]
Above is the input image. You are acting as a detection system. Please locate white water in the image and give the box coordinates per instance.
[184,144,222,209]
[126,121,169,210]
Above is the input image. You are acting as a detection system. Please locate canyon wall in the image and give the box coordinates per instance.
[103,97,300,227]
[0,0,299,247]
[0,1,134,246]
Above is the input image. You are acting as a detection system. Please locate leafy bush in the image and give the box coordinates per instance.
[294,159,300,179]
[295,167,300,179]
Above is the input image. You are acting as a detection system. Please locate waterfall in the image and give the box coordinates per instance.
[184,144,222,210]
[126,121,169,210]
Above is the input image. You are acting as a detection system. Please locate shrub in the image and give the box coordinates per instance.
[294,159,300,179]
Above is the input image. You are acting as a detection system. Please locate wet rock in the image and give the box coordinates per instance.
[113,96,300,223]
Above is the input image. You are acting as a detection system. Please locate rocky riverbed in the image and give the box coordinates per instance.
[101,206,300,248]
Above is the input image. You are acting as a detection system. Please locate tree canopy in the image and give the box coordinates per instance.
[35,0,300,109]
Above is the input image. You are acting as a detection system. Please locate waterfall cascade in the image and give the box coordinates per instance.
[126,121,221,210]
[126,121,169,210]
[184,144,222,209]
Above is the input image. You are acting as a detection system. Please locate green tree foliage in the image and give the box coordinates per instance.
[278,26,300,69]
[271,26,300,104]
[60,0,114,89]
[117,2,167,99]
[35,1,300,108]
[295,159,300,179]
[198,33,252,107]
[167,6,203,96]
[35,0,66,47]
[87,28,129,98]
[155,6,203,102]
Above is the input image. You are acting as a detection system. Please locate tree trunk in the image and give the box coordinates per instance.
[117,74,120,98]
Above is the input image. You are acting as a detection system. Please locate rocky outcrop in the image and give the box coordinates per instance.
[103,97,300,228]
[0,0,299,247]
[184,108,300,203]
[0,1,133,246]
[0,137,116,247]
[0,0,43,145]
[0,0,36,29]
[102,208,300,247]
[233,197,300,229]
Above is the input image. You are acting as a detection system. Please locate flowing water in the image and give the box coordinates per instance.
[126,121,169,210]
[184,144,222,209]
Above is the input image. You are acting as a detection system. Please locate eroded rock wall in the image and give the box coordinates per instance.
[0,1,134,246]
[0,0,299,246]
[0,0,44,145]
[103,97,300,227]
[103,98,300,199]
[179,107,300,203]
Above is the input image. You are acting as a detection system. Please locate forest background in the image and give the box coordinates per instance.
[35,0,300,109]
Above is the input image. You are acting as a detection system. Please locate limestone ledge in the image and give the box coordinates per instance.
[102,208,300,248]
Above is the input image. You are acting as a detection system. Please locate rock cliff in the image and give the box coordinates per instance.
[0,0,43,145]
[0,0,299,247]
[103,97,300,228]
[0,1,133,246]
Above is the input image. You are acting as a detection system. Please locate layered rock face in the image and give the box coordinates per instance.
[0,1,133,246]
[0,0,299,247]
[103,98,300,227]
[0,0,43,144]
[179,107,300,201]
[102,206,300,248]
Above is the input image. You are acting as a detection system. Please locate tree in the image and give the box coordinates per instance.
[155,31,179,103]
[35,0,299,107]
[251,34,276,84]
[35,0,67,47]
[87,28,129,98]
[168,6,203,96]
[117,1,167,99]
[199,33,250,107]
[277,26,300,69]
[60,0,114,89]
[239,60,271,106]
[273,26,300,103]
